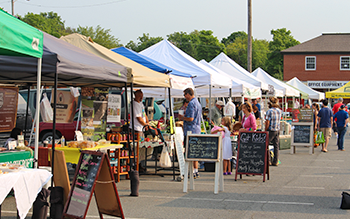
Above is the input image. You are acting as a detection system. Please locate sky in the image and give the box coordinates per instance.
[1,0,349,45]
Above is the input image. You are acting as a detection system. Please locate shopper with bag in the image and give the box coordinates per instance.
[333,104,349,151]
[312,103,320,147]
[317,99,333,153]
[178,88,202,178]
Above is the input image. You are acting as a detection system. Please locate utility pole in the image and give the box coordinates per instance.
[11,0,15,15]
[247,0,252,72]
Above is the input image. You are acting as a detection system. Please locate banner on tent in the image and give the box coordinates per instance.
[307,81,348,89]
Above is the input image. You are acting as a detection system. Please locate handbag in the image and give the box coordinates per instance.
[159,145,171,168]
[340,191,350,209]
[315,131,325,144]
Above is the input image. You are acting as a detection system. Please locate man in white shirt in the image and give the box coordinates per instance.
[130,90,149,172]
[129,89,149,132]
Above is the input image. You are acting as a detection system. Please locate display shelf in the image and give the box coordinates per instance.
[107,131,140,182]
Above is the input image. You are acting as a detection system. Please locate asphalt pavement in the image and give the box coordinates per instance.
[2,133,350,219]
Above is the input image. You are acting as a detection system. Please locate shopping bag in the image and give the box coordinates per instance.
[40,93,53,122]
[159,145,171,168]
[340,191,350,209]
[315,131,325,144]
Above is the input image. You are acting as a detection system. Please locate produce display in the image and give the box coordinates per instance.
[67,141,98,148]
[0,163,24,174]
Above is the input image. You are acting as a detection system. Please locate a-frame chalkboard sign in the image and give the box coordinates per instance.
[63,150,124,219]
[235,131,270,182]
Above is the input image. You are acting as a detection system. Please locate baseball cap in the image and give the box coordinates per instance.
[216,101,224,106]
[340,104,346,109]
[338,97,343,102]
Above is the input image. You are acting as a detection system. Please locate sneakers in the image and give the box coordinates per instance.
[223,172,232,175]
[195,172,200,178]
[223,172,227,175]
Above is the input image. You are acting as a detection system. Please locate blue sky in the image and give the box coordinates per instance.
[1,0,349,45]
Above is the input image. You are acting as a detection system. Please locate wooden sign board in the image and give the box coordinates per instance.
[63,150,124,219]
[291,122,313,147]
[185,134,221,162]
[235,131,269,182]
[49,149,71,205]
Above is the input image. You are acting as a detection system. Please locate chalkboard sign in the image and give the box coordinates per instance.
[235,131,269,181]
[185,134,221,162]
[65,151,103,218]
[63,150,124,219]
[291,122,313,147]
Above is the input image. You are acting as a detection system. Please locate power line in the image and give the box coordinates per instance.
[16,0,130,9]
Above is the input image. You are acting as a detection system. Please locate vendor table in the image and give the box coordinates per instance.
[0,151,33,168]
[132,140,179,178]
[0,168,52,219]
[55,144,123,164]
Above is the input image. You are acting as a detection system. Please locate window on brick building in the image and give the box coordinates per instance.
[340,56,350,70]
[305,56,316,70]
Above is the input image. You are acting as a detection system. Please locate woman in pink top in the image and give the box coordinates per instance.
[240,102,257,131]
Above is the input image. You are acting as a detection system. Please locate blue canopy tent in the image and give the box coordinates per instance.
[112,46,191,78]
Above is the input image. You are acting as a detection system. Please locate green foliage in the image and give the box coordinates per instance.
[20,12,66,38]
[74,25,122,49]
[196,30,226,62]
[125,33,163,52]
[266,28,300,80]
[167,31,199,59]
[226,34,269,71]
[221,31,247,46]
[167,30,225,61]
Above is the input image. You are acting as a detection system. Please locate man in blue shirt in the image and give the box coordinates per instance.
[179,88,202,178]
[333,104,348,151]
[317,99,333,152]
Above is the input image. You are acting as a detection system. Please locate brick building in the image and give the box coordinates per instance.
[282,33,350,95]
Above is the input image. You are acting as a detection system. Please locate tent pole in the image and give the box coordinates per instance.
[34,58,42,169]
[50,69,58,187]
[125,82,131,169]
[167,87,176,180]
[130,83,136,170]
[209,85,212,129]
[24,84,31,139]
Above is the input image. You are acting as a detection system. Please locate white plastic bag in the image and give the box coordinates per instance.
[159,145,171,168]
[40,93,53,122]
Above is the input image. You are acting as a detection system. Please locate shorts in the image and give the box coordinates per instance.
[320,127,332,139]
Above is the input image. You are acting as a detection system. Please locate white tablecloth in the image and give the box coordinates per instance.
[0,168,52,219]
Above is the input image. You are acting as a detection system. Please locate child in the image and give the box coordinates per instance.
[211,117,232,175]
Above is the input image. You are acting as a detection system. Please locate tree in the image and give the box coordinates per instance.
[221,31,247,46]
[167,30,225,61]
[20,12,67,38]
[226,36,269,71]
[125,33,163,52]
[167,31,199,58]
[266,28,300,79]
[196,30,226,62]
[74,25,122,49]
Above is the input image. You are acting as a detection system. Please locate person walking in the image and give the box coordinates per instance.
[211,117,233,175]
[312,103,320,147]
[240,102,257,131]
[317,99,333,152]
[265,97,282,166]
[178,87,202,178]
[210,101,224,126]
[333,104,348,151]
[332,97,343,138]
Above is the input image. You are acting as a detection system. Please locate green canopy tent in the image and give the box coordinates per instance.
[0,9,43,168]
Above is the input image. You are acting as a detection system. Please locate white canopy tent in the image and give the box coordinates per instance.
[252,68,300,97]
[199,60,261,99]
[140,40,233,96]
[287,77,325,100]
[210,52,269,91]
